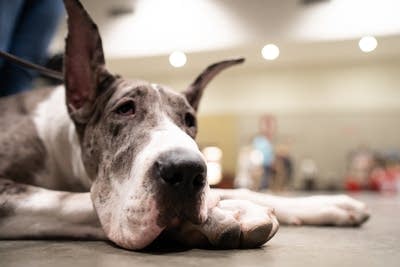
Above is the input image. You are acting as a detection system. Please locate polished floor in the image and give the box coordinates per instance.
[1,193,399,267]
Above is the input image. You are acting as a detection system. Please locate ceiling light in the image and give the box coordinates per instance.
[261,44,280,60]
[358,36,377,53]
[169,51,187,68]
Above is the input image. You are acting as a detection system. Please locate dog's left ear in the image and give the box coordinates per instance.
[183,58,245,112]
[63,0,113,123]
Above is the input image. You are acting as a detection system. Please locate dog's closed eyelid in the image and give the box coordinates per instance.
[109,96,134,110]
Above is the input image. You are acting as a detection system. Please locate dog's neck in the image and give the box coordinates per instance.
[32,86,92,191]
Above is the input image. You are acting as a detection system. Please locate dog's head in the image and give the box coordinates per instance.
[63,0,243,249]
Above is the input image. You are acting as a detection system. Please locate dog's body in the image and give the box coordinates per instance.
[0,0,369,250]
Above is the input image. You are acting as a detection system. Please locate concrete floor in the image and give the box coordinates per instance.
[1,193,399,267]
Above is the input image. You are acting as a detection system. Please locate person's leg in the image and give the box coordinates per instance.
[0,0,25,69]
[0,0,64,97]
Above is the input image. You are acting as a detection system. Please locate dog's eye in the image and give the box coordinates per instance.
[115,101,136,116]
[184,113,196,128]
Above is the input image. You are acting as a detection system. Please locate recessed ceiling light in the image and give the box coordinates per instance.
[359,36,378,53]
[169,51,187,68]
[261,44,280,60]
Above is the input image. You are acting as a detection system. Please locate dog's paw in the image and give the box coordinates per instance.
[174,199,279,249]
[217,199,279,248]
[278,195,370,226]
[195,199,279,248]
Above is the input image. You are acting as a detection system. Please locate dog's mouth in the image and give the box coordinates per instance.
[148,207,208,249]
[153,182,209,229]
[160,205,207,229]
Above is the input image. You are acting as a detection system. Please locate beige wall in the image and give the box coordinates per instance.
[196,115,239,177]
[115,58,400,114]
[195,59,400,115]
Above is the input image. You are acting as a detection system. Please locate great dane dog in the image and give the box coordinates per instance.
[0,0,369,250]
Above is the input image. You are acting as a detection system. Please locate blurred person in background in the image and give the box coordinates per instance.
[345,147,400,193]
[345,146,374,191]
[369,151,400,193]
[300,158,318,191]
[0,0,63,97]
[270,143,293,191]
[235,146,265,190]
[368,153,387,191]
[252,115,277,189]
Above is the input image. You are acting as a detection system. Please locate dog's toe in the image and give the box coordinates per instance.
[240,223,273,248]
[350,209,370,226]
[214,223,241,249]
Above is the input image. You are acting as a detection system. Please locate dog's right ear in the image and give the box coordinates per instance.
[183,58,245,112]
[63,0,113,123]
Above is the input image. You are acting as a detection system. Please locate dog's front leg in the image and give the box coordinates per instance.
[0,179,105,239]
[213,189,370,226]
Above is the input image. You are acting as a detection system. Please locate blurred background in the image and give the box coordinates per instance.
[36,0,400,193]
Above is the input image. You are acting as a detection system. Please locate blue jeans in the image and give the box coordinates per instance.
[0,0,64,97]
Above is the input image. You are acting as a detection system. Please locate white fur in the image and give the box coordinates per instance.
[32,86,91,190]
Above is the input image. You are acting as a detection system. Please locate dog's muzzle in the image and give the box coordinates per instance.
[150,148,209,226]
[93,147,209,250]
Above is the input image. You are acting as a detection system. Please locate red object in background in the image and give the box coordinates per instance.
[345,177,362,191]
[369,168,386,191]
[368,177,381,191]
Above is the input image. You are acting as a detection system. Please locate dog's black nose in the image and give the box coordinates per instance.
[155,148,207,192]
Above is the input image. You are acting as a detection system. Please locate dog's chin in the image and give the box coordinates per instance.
[109,223,165,250]
[91,180,211,250]
[108,209,208,250]
[98,197,165,250]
